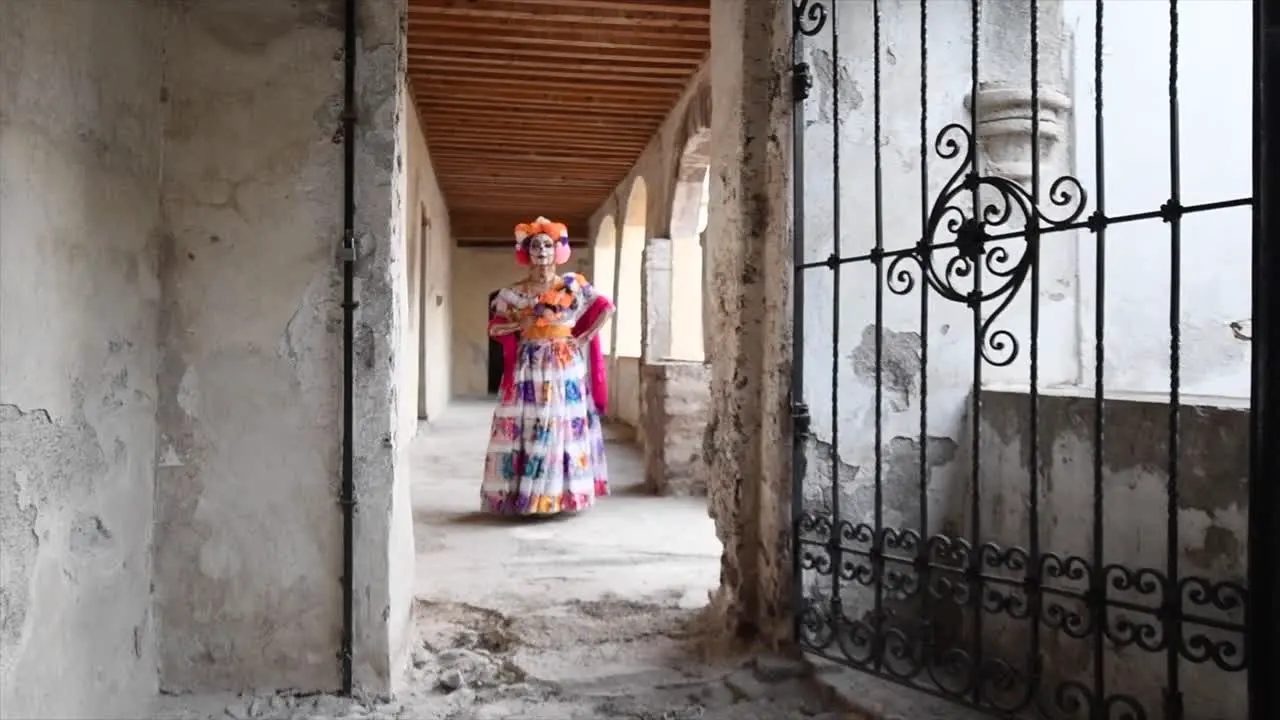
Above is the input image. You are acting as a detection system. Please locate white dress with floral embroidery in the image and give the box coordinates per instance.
[481,273,609,515]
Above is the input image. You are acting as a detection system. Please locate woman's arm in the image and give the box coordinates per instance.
[488,290,528,337]
[488,321,519,337]
[489,313,533,337]
[574,306,614,343]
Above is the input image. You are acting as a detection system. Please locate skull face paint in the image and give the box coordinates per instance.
[528,233,556,265]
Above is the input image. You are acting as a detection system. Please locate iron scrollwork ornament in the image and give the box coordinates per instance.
[886,123,1088,367]
[793,0,828,37]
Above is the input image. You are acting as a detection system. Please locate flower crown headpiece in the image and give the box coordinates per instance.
[513,217,571,265]
[513,217,569,248]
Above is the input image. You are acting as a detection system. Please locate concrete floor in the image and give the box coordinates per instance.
[155,400,861,719]
[410,400,721,611]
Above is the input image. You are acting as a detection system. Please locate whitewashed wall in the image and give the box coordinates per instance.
[1067,0,1253,399]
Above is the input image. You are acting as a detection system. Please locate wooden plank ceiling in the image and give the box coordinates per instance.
[407,0,710,244]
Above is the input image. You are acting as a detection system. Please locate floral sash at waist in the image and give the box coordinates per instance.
[522,325,573,341]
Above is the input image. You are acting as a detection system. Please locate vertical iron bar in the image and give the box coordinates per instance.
[1090,0,1109,716]
[791,0,810,645]
[968,0,985,704]
[339,0,358,697]
[828,0,845,626]
[1026,0,1044,704]
[1250,3,1280,718]
[871,0,886,671]
[1165,2,1185,718]
[917,0,932,662]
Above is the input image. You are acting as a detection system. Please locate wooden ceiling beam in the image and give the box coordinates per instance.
[421,118,659,134]
[406,17,707,43]
[439,174,619,186]
[451,213,595,237]
[430,155,633,169]
[432,168,631,183]
[429,145,641,160]
[418,0,709,16]
[412,77,682,98]
[446,197,604,209]
[406,45,704,67]
[406,3,710,29]
[411,90,675,112]
[446,189,603,200]
[428,147,634,162]
[407,63,688,87]
[442,184,618,194]
[418,107,665,126]
[426,128,646,144]
[406,29,707,55]
[403,4,701,233]
[407,50,700,73]
[431,145,645,160]
[424,127,650,145]
[452,210,598,219]
[440,182,615,193]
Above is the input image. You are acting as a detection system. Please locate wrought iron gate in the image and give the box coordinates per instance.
[788,1,1270,717]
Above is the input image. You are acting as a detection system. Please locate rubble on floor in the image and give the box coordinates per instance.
[153,597,863,720]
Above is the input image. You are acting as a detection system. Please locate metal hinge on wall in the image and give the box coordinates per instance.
[792,62,813,102]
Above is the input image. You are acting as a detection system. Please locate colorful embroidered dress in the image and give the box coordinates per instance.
[482,273,613,516]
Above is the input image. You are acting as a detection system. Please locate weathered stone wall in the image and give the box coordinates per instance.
[349,0,414,697]
[3,0,418,705]
[641,362,712,496]
[152,0,411,696]
[153,0,348,693]
[701,0,795,648]
[402,103,455,427]
[0,2,166,716]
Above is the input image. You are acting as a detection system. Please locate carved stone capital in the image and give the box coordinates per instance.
[966,84,1072,186]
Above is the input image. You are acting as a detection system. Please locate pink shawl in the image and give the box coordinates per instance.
[488,294,614,414]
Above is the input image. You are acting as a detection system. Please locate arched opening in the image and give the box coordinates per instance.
[592,217,618,355]
[615,178,647,358]
[667,129,711,361]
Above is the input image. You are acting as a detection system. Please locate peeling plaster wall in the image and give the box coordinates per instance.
[974,389,1247,719]
[402,102,453,426]
[152,0,348,693]
[0,2,165,717]
[448,248,590,399]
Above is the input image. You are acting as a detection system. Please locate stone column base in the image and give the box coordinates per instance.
[640,361,711,496]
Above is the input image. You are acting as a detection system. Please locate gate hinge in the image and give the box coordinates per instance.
[791,400,811,438]
[792,62,813,102]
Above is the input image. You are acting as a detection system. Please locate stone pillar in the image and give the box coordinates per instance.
[351,0,413,697]
[700,228,711,353]
[607,211,625,416]
[971,0,1072,189]
[969,0,1081,387]
[705,0,795,649]
[642,237,674,361]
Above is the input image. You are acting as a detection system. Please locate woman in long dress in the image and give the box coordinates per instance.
[482,217,615,516]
